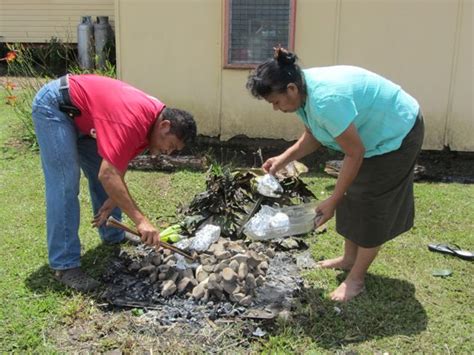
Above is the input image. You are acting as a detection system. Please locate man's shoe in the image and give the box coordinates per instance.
[53,267,101,292]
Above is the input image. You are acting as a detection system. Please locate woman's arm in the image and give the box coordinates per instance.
[283,127,322,162]
[331,123,365,202]
[316,123,365,226]
[263,127,321,174]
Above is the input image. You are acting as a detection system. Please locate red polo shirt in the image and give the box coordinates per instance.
[68,75,166,172]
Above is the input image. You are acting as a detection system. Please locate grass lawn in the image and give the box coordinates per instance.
[0,95,473,353]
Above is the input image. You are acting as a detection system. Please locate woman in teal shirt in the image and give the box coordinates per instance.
[247,47,424,302]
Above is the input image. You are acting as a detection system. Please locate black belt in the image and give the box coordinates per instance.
[58,75,81,119]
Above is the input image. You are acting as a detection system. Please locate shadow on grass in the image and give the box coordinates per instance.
[24,243,121,294]
[286,273,427,350]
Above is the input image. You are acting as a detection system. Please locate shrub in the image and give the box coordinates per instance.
[2,39,116,148]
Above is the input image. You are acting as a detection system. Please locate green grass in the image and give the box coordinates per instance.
[0,94,473,353]
[259,179,473,353]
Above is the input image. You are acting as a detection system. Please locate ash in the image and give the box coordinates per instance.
[100,246,303,326]
[253,252,303,310]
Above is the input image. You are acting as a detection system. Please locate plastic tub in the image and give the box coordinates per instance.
[243,202,317,240]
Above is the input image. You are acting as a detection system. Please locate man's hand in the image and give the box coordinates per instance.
[92,198,116,228]
[136,218,161,246]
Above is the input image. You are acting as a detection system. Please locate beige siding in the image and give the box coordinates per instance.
[116,0,473,151]
[0,0,114,43]
[116,0,222,137]
[446,0,473,151]
[336,0,459,150]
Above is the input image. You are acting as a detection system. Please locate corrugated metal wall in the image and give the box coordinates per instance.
[0,0,114,43]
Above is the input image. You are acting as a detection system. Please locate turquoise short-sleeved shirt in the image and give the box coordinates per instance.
[296,66,420,157]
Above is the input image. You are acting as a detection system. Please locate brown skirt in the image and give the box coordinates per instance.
[336,113,424,248]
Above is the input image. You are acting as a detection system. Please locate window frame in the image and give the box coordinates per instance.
[223,0,297,69]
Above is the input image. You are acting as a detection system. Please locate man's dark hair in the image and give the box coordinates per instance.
[246,46,305,99]
[161,107,197,145]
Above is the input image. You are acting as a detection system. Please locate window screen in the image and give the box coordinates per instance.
[226,0,295,67]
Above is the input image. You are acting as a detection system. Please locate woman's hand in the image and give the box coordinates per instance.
[263,128,321,175]
[92,198,116,228]
[136,218,161,247]
[262,155,287,175]
[315,196,339,228]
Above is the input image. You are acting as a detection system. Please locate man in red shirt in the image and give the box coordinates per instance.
[32,74,197,292]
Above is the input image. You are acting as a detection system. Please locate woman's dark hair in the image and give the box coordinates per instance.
[246,46,304,99]
[161,107,197,145]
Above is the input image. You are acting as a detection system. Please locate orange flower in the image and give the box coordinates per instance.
[6,95,17,105]
[1,51,17,62]
[4,81,16,91]
[6,51,17,62]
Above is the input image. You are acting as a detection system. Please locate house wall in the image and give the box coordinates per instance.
[116,0,473,151]
[116,0,222,136]
[0,0,114,43]
[446,0,473,151]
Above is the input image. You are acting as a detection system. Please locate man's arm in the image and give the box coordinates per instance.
[98,159,160,245]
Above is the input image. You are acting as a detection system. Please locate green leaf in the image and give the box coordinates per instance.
[131,308,144,316]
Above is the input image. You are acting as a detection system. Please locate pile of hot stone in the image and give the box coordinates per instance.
[127,238,275,307]
[109,164,315,309]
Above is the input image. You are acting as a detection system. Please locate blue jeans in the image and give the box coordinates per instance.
[32,79,124,270]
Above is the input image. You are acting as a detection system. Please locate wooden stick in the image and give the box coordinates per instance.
[106,216,196,261]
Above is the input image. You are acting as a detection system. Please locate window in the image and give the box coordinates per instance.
[224,0,296,68]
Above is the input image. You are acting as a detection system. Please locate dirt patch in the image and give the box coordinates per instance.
[417,150,474,183]
[48,247,308,353]
[48,237,311,353]
[185,135,474,183]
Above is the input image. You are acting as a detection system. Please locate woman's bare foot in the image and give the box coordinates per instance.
[330,278,365,302]
[316,256,354,270]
